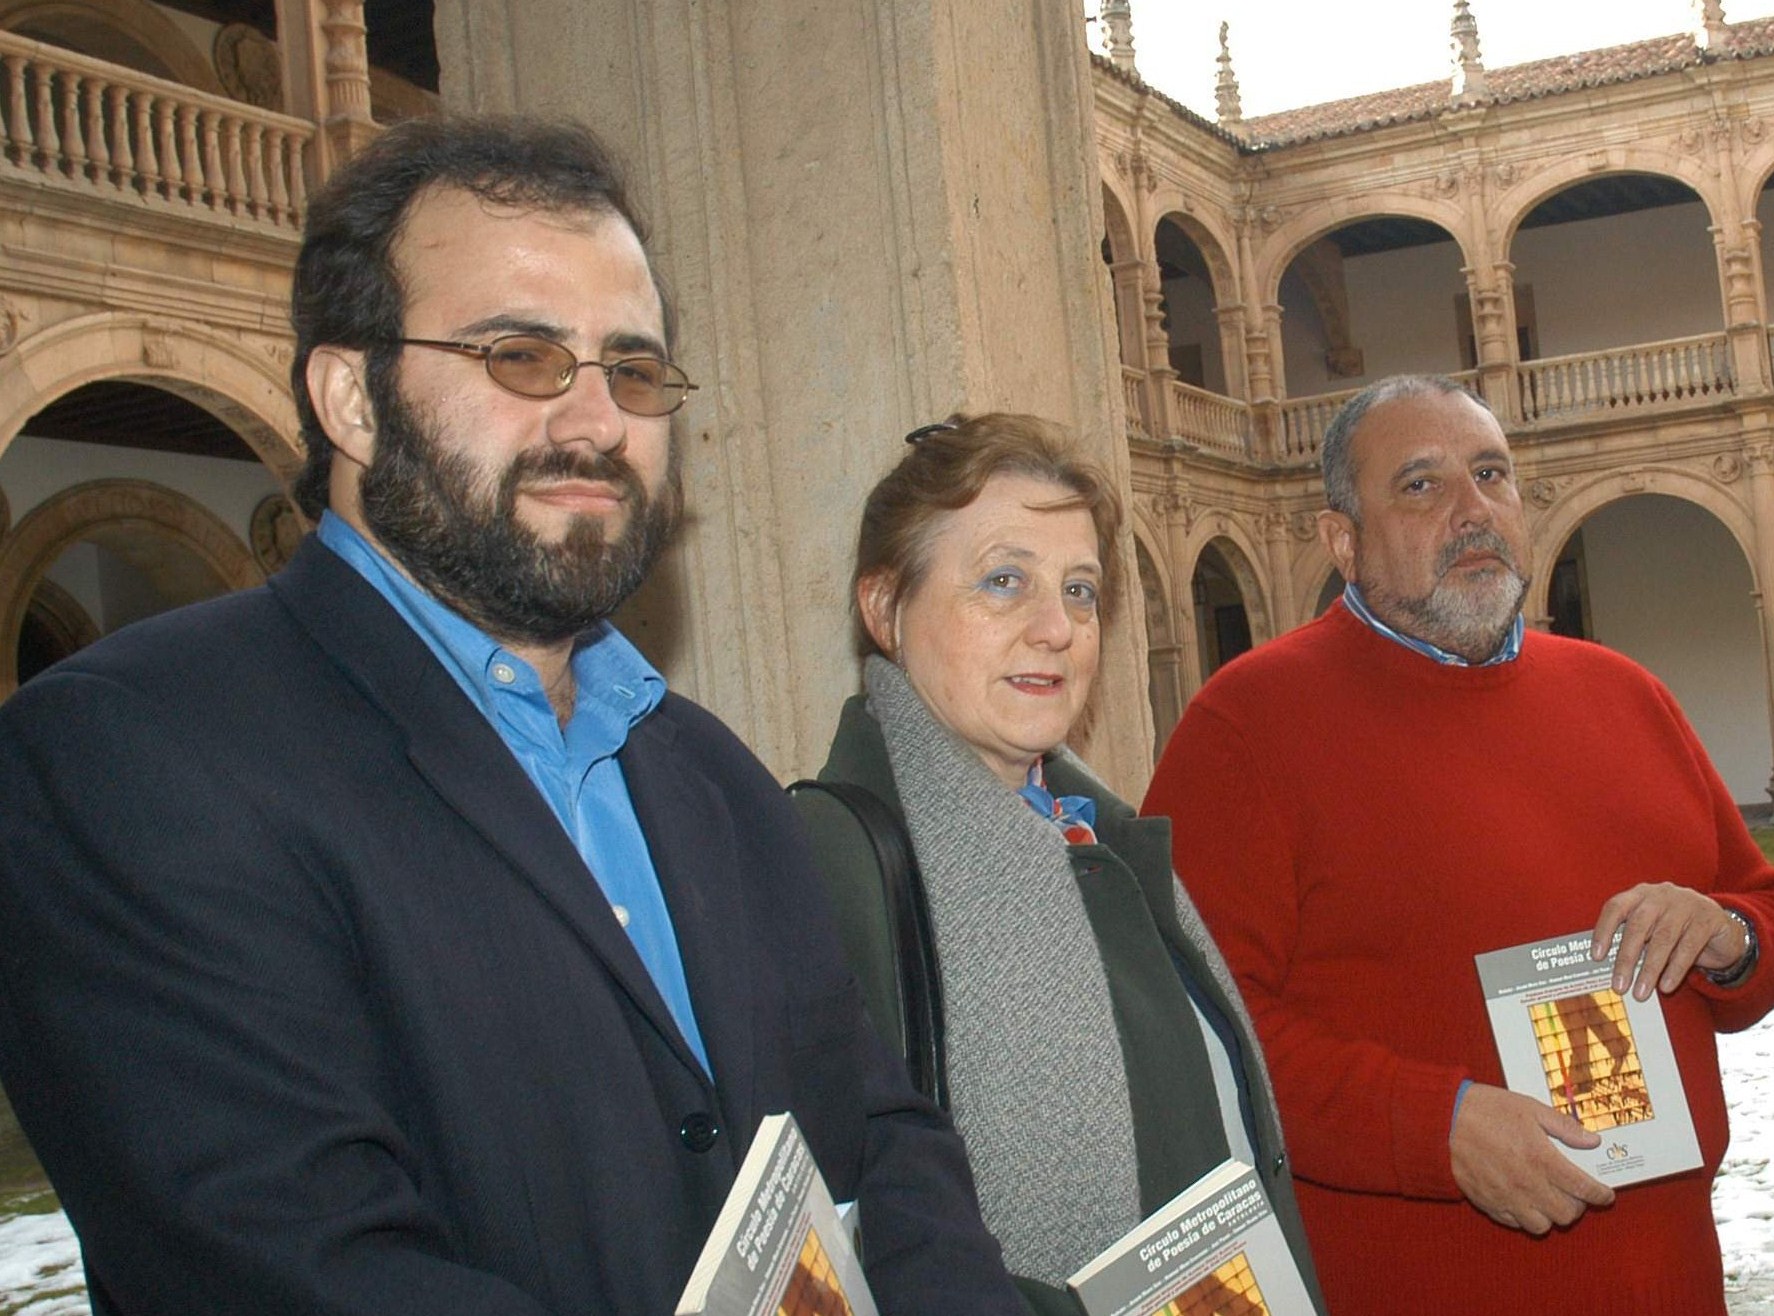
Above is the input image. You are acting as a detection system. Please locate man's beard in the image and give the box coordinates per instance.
[1360,527,1529,662]
[357,381,682,647]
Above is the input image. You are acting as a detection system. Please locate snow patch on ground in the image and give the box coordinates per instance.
[1719,1016,1774,1312]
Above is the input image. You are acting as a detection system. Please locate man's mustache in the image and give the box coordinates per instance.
[1436,527,1521,577]
[504,447,646,499]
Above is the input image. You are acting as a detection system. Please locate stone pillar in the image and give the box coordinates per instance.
[1260,510,1299,636]
[432,0,1154,795]
[1744,439,1774,803]
[1166,510,1204,705]
[274,0,332,176]
[1716,222,1771,394]
[1141,273,1179,438]
[320,0,377,163]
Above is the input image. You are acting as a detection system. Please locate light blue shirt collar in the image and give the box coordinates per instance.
[1341,582,1523,667]
[315,511,665,745]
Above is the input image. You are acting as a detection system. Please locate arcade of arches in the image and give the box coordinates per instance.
[4,0,1774,811]
[1099,12,1774,805]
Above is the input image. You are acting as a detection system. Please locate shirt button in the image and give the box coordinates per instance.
[611,904,630,928]
[680,1112,719,1153]
[490,662,517,685]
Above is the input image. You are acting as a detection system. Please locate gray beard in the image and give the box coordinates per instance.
[1359,528,1529,662]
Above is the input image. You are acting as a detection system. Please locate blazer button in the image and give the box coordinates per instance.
[681,1112,720,1153]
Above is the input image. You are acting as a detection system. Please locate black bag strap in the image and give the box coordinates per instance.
[789,778,947,1110]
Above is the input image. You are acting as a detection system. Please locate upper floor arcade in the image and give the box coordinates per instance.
[1092,10,1774,468]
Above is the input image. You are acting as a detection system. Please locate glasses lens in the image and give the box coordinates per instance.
[607,358,690,417]
[486,337,577,398]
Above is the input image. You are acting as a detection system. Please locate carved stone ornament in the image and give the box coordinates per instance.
[262,340,295,368]
[1258,205,1283,232]
[215,23,283,111]
[1714,452,1745,484]
[1743,118,1767,146]
[1493,161,1519,189]
[1527,478,1560,509]
[250,494,307,574]
[0,299,18,356]
[141,330,177,370]
[1289,510,1319,541]
[1620,471,1649,493]
[1679,125,1706,156]
[1435,170,1461,197]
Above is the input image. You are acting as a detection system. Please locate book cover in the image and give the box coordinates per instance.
[676,1112,878,1316]
[1066,1160,1316,1316]
[1474,928,1702,1186]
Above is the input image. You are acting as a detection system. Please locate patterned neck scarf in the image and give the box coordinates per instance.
[1018,760,1099,845]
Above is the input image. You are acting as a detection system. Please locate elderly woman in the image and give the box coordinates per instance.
[794,414,1322,1314]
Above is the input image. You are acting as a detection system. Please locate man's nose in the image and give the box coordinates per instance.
[547,364,628,454]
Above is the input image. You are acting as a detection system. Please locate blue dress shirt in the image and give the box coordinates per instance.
[317,512,711,1076]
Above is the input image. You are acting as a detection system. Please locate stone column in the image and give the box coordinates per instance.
[274,0,332,176]
[1744,438,1774,803]
[319,0,377,163]
[1466,260,1520,421]
[433,0,1154,794]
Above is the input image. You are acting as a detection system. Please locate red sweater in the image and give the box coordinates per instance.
[1143,603,1774,1316]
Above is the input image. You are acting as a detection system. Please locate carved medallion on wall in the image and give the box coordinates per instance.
[0,299,21,357]
[1527,477,1561,509]
[215,23,283,110]
[250,494,307,574]
[1713,452,1745,484]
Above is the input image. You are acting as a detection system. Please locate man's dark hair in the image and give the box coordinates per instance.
[289,115,671,518]
[1319,374,1487,521]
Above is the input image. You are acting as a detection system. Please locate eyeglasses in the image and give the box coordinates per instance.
[390,335,698,416]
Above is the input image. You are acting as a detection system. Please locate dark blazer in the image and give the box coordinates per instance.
[796,696,1324,1316]
[0,539,1018,1316]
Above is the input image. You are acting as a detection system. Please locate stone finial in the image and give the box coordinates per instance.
[1450,0,1489,100]
[1215,21,1243,126]
[1694,0,1728,51]
[1101,0,1137,76]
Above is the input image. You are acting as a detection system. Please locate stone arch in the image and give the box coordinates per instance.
[1151,205,1238,311]
[0,478,260,696]
[1534,483,1769,803]
[1295,547,1343,621]
[1134,530,1184,753]
[1102,180,1138,265]
[1496,158,1722,256]
[1526,466,1756,612]
[1255,194,1475,308]
[0,314,302,487]
[0,0,223,93]
[1186,517,1272,626]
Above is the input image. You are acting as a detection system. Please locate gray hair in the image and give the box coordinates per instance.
[1320,375,1489,520]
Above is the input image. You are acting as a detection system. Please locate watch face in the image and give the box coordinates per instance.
[250,495,306,574]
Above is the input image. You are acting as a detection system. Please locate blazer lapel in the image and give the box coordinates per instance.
[269,538,706,1080]
[622,712,757,1122]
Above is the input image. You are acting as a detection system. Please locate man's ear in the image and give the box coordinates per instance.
[1317,509,1357,580]
[305,347,377,471]
[856,571,899,659]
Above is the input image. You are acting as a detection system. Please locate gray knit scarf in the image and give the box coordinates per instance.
[865,656,1140,1283]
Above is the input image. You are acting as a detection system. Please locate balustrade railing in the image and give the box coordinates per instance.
[1121,365,1148,438]
[1169,379,1251,457]
[1277,385,1360,463]
[1518,334,1733,422]
[0,30,312,228]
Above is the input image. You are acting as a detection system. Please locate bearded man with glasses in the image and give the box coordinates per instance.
[0,116,1022,1316]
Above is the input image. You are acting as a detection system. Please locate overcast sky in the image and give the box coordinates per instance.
[1086,0,1774,120]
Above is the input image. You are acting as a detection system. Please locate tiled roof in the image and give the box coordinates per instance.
[1112,17,1774,150]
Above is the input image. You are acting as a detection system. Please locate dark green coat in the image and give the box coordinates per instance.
[794,696,1324,1315]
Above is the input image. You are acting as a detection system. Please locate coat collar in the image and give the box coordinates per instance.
[268,537,715,1087]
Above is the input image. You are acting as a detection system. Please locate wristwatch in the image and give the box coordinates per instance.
[1704,907,1760,987]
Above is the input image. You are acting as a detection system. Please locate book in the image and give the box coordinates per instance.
[675,1111,878,1316]
[1066,1159,1316,1316]
[1474,928,1702,1187]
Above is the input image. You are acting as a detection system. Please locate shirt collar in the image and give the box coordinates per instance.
[315,511,666,741]
[1340,582,1523,667]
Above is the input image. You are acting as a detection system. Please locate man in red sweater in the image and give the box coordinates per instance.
[1144,376,1773,1314]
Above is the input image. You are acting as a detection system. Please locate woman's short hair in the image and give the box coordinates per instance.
[853,412,1124,656]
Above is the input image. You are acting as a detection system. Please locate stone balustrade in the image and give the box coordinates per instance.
[0,29,313,228]
[1169,378,1252,457]
[1518,333,1734,423]
[1121,364,1147,437]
